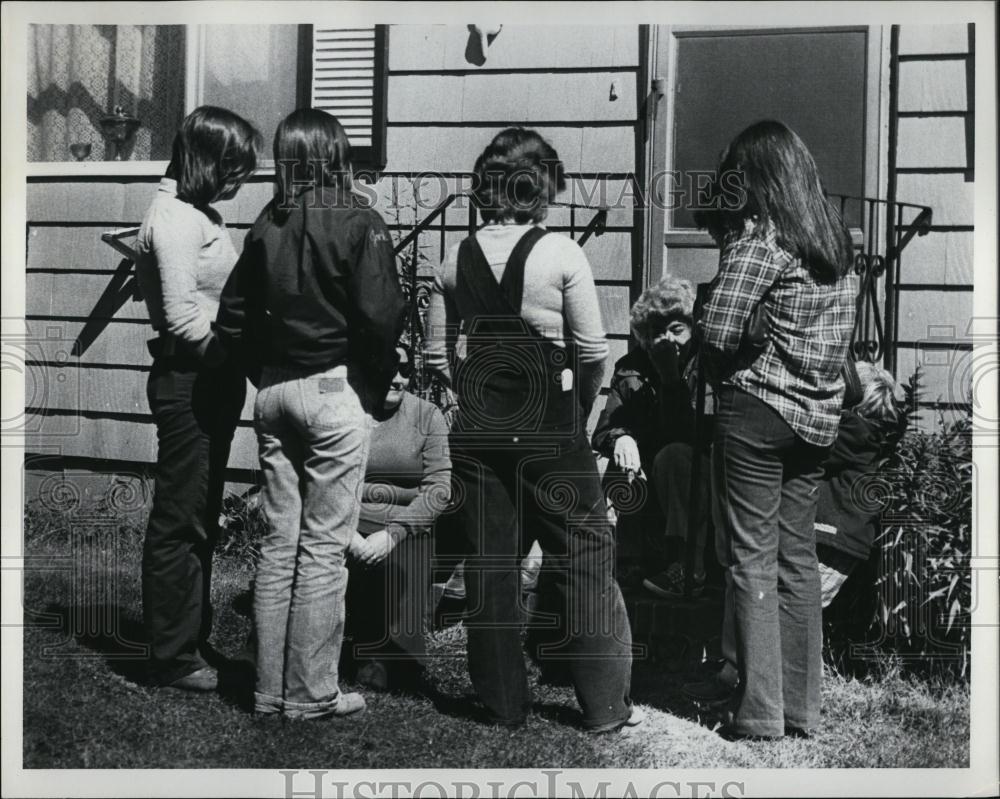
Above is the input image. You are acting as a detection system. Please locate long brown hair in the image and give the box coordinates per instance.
[272,108,353,210]
[697,120,854,282]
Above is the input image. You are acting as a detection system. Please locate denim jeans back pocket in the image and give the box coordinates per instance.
[298,375,363,431]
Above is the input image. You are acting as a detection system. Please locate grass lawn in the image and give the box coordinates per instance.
[21,513,969,770]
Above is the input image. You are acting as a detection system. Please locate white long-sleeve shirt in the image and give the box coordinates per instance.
[424,223,609,412]
[134,178,238,361]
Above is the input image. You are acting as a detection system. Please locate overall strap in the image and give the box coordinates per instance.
[497,226,549,316]
[454,227,549,320]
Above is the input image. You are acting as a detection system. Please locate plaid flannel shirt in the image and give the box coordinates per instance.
[699,219,858,447]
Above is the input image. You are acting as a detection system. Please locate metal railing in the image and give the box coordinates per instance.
[829,194,933,373]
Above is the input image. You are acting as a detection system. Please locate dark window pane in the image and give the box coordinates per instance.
[199,25,300,147]
[672,29,867,228]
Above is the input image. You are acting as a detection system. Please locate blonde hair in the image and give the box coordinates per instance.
[854,361,905,423]
[630,274,696,347]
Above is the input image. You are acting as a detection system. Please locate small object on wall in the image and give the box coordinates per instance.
[465,23,503,66]
[99,106,141,161]
[609,80,619,101]
[69,142,92,161]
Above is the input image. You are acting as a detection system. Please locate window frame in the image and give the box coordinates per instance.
[25,23,390,177]
[659,24,887,247]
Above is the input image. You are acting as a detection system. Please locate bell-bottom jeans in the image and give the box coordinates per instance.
[713,386,828,737]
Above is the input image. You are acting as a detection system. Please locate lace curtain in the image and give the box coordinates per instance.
[27,24,186,161]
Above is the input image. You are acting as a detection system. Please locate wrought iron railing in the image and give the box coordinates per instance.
[100,193,928,381]
[829,194,933,373]
[392,193,609,407]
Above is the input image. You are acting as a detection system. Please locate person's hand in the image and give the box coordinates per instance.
[357,530,395,566]
[648,339,681,383]
[613,435,641,475]
[348,532,368,560]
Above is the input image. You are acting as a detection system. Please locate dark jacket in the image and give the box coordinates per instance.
[216,186,406,401]
[814,410,889,560]
[591,345,712,469]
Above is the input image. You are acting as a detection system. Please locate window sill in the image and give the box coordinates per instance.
[25,161,280,180]
[24,160,382,180]
[26,161,172,179]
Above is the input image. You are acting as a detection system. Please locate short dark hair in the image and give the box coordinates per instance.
[694,120,853,282]
[471,127,567,225]
[166,106,260,207]
[273,108,353,209]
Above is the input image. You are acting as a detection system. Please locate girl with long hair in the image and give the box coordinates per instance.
[134,106,260,691]
[696,120,857,738]
[217,109,406,720]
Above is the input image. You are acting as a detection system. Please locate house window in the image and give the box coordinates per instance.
[27,23,388,168]
[27,24,186,162]
[670,28,868,229]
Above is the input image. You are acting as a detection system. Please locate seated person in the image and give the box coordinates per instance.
[815,360,905,607]
[344,346,452,690]
[591,274,714,596]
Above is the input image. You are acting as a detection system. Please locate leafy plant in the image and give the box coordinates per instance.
[825,370,973,682]
[215,486,267,570]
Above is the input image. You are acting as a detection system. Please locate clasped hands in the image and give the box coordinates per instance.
[349,530,395,566]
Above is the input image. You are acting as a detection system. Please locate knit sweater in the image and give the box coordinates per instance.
[424,224,609,412]
[359,392,452,543]
[134,178,237,363]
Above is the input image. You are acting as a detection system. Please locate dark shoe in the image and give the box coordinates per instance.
[167,666,218,692]
[683,674,737,706]
[643,562,706,599]
[717,724,781,742]
[784,724,813,739]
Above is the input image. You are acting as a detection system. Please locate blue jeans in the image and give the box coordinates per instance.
[252,365,371,718]
[712,387,827,736]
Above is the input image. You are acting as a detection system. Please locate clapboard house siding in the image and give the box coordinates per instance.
[892,23,975,426]
[23,174,278,487]
[24,24,646,484]
[380,23,646,435]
